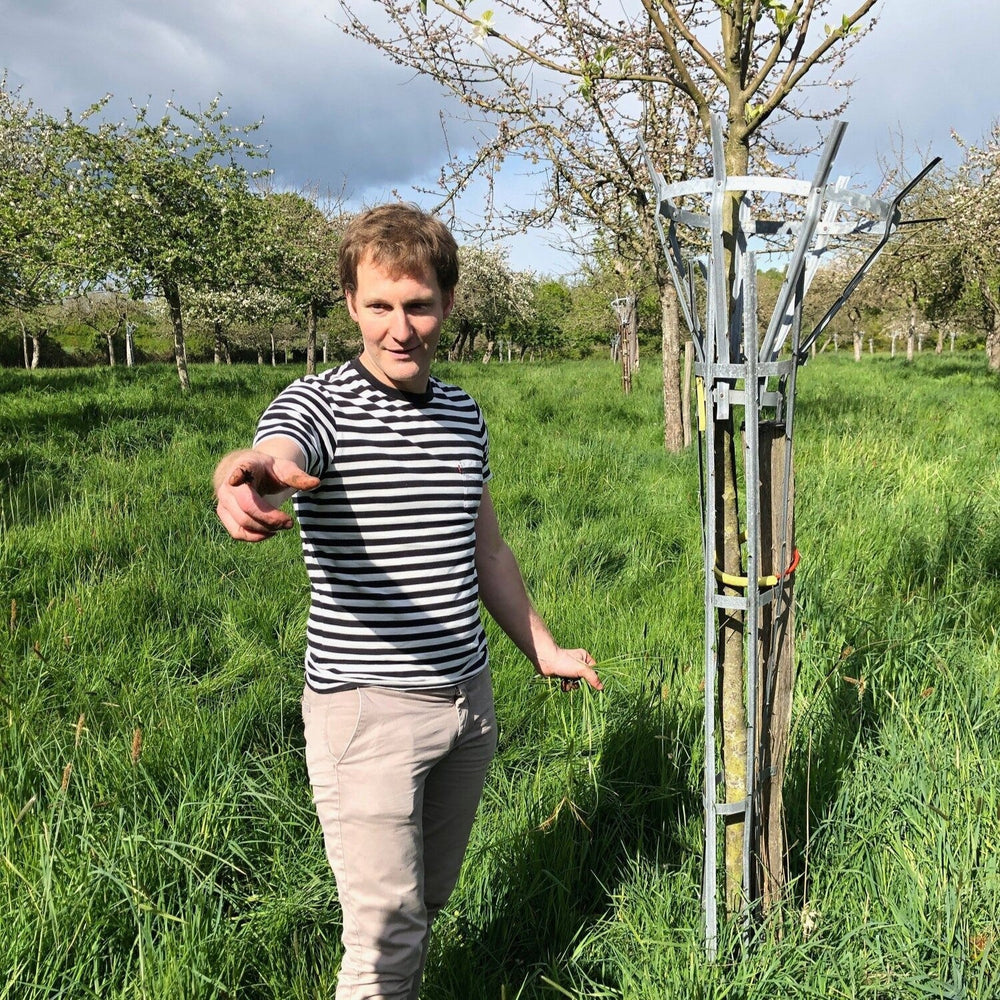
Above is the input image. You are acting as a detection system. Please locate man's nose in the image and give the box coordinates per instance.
[389,308,412,340]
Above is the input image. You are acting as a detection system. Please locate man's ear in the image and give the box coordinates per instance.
[345,290,359,322]
[442,289,455,320]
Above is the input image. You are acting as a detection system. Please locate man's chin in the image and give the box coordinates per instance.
[385,361,429,392]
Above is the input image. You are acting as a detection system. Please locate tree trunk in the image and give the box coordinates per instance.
[853,330,862,361]
[30,330,44,370]
[450,319,470,360]
[716,418,747,917]
[906,297,916,362]
[482,338,495,363]
[125,322,135,367]
[214,320,224,365]
[979,287,1000,369]
[661,279,683,453]
[106,333,116,367]
[18,314,29,370]
[163,280,191,391]
[621,329,633,394]
[629,307,640,372]
[270,331,277,366]
[757,422,796,917]
[987,328,1000,371]
[719,139,750,920]
[306,299,318,375]
[618,295,636,395]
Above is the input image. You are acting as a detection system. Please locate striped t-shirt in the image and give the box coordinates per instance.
[254,358,491,691]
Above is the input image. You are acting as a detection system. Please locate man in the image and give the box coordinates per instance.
[214,203,601,1000]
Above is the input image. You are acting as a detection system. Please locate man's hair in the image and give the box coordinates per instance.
[339,203,459,296]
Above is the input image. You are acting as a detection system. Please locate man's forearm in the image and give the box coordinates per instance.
[476,541,559,669]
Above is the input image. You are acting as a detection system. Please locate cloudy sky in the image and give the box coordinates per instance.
[3,0,996,275]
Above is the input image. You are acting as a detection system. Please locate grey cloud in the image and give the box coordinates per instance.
[5,0,1000,274]
[1,0,474,201]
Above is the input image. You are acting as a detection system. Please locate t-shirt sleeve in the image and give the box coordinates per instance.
[253,378,336,477]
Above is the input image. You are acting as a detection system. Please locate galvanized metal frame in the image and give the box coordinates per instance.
[643,116,937,957]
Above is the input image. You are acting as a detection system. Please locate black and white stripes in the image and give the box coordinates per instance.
[255,359,491,691]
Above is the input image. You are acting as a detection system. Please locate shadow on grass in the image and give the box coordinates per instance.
[427,663,702,998]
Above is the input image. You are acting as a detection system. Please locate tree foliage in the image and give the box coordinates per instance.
[0,81,92,312]
[258,190,346,373]
[952,122,1000,369]
[73,96,268,388]
[338,1,878,240]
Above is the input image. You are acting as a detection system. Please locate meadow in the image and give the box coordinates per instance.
[1,353,999,999]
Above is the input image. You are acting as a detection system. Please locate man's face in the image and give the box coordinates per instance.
[346,255,454,394]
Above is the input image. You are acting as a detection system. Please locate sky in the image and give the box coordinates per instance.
[3,0,997,277]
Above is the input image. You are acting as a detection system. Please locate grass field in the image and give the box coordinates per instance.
[2,353,999,999]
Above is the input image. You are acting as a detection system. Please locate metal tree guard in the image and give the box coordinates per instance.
[643,115,938,956]
[611,294,638,393]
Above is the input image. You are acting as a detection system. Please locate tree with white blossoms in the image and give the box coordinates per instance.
[952,123,1000,370]
[0,80,95,366]
[258,190,346,375]
[448,243,533,361]
[74,96,268,390]
[337,0,882,919]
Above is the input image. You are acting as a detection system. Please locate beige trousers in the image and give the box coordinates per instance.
[301,668,497,1000]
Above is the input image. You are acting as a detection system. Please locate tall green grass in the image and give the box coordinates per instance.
[2,354,999,998]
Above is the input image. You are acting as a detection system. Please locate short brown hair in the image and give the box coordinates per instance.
[339,203,459,296]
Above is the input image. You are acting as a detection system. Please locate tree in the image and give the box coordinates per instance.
[850,141,961,362]
[952,123,1000,370]
[258,190,346,375]
[67,290,134,367]
[528,279,572,359]
[339,1,876,448]
[448,244,532,361]
[75,96,267,389]
[0,80,96,355]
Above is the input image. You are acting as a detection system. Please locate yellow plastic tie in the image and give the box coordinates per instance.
[713,548,800,590]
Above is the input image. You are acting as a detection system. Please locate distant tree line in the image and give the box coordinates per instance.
[0,80,624,385]
[5,75,1000,389]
